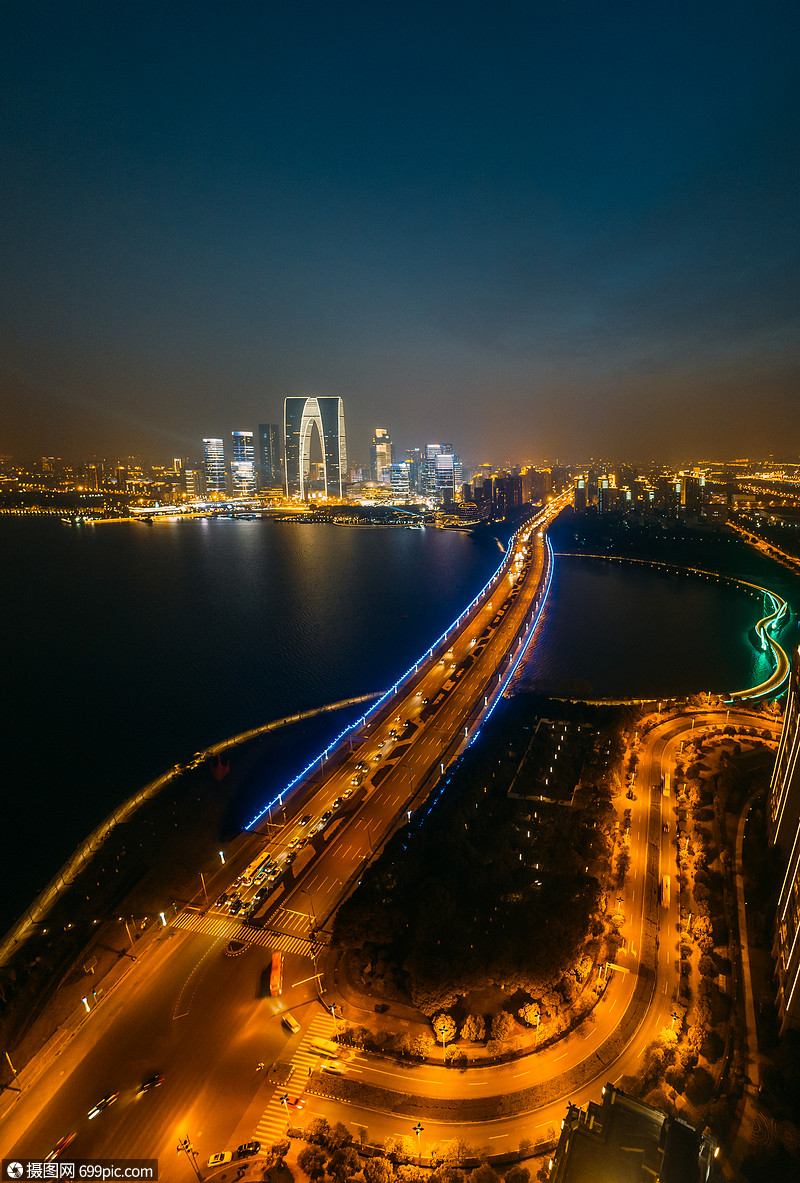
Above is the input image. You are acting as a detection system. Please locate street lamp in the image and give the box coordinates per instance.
[177,1135,203,1182]
[413,1122,424,1163]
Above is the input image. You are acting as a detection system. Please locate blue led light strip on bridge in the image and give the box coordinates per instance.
[245,515,556,830]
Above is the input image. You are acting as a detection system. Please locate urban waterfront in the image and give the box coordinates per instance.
[2,513,794,936]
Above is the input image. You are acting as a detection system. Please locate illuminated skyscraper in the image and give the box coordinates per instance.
[370,427,393,483]
[388,462,410,497]
[770,643,800,1032]
[230,430,256,496]
[284,396,347,499]
[203,438,226,494]
[257,423,282,490]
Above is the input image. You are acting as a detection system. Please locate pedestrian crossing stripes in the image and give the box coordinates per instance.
[252,1012,340,1151]
[170,911,324,958]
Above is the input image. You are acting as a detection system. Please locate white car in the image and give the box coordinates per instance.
[208,1152,232,1168]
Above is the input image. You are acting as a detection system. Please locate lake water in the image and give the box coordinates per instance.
[1,512,795,932]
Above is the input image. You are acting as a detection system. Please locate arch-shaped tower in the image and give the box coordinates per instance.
[284,396,347,499]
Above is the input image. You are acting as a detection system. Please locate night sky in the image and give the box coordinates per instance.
[2,1,798,465]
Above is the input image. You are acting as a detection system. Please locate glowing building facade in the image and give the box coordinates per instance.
[202,438,226,494]
[284,396,347,499]
[230,430,256,496]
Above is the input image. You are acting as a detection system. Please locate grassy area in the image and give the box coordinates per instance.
[333,694,635,1030]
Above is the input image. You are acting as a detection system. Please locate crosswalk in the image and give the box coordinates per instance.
[252,1012,340,1150]
[170,910,328,957]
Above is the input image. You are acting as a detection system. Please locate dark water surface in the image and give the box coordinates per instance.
[1,514,795,933]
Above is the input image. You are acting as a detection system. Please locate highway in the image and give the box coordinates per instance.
[1,492,773,1178]
[0,496,568,1171]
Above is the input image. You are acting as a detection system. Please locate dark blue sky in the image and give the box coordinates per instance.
[2,1,798,465]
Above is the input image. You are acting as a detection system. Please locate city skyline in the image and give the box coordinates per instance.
[2,2,799,464]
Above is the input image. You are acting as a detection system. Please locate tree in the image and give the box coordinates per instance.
[305,1118,333,1147]
[432,1013,457,1045]
[460,1014,486,1041]
[364,1160,395,1183]
[467,1166,500,1183]
[504,1168,530,1183]
[410,1033,435,1059]
[328,1122,353,1150]
[430,1169,466,1183]
[298,1146,327,1181]
[491,1010,515,1041]
[267,1139,291,1169]
[328,1146,361,1182]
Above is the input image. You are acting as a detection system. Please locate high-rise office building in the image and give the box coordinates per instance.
[370,428,394,483]
[387,462,411,497]
[230,430,256,497]
[182,468,202,498]
[284,396,347,499]
[420,443,461,502]
[203,438,227,494]
[257,423,283,490]
[770,644,800,1032]
[682,473,706,516]
[550,1084,716,1181]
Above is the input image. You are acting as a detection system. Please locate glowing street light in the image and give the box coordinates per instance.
[413,1122,424,1162]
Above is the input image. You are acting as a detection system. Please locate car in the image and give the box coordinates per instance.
[284,1094,305,1109]
[389,728,398,739]
[342,788,354,799]
[372,752,383,763]
[297,836,310,848]
[421,696,429,705]
[288,836,302,849]
[350,772,364,786]
[355,760,367,771]
[376,740,385,749]
[300,814,312,826]
[254,887,268,901]
[45,1134,76,1161]
[320,810,332,824]
[267,867,281,880]
[332,797,343,809]
[207,1152,232,1168]
[138,1073,164,1093]
[663,822,669,833]
[235,1142,261,1159]
[229,899,243,915]
[214,892,228,907]
[238,875,252,887]
[285,851,296,864]
[282,1011,301,1034]
[321,1061,344,1074]
[88,1092,119,1119]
